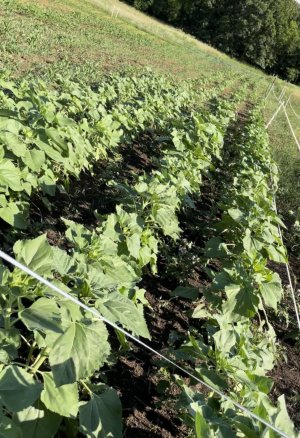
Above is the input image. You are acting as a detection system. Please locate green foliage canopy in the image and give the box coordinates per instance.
[124,0,300,82]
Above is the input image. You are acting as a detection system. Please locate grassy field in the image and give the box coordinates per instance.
[1,0,239,81]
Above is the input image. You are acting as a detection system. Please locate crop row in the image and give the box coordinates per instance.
[0,71,248,436]
[0,71,296,437]
[167,107,298,437]
[0,70,236,230]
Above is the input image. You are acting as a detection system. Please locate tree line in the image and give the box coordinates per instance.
[123,0,300,83]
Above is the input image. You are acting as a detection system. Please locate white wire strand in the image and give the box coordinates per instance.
[0,249,291,438]
[265,89,300,334]
[283,105,300,154]
[265,82,274,102]
[265,77,277,102]
[272,201,300,332]
[279,87,286,102]
[289,100,300,120]
[272,87,282,103]
[265,100,284,129]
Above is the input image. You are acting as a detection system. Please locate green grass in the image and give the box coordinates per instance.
[0,0,299,243]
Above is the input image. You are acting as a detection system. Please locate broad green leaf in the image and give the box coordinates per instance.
[0,414,22,438]
[39,174,56,196]
[138,245,152,266]
[52,247,76,275]
[192,303,211,319]
[0,109,18,118]
[57,299,83,322]
[96,292,150,339]
[213,329,236,355]
[153,207,180,238]
[0,160,22,191]
[171,286,198,300]
[0,328,20,363]
[234,370,273,394]
[0,365,42,412]
[13,234,53,275]
[0,265,10,284]
[35,138,65,163]
[273,395,298,438]
[102,257,139,285]
[204,237,230,258]
[63,218,92,250]
[41,372,79,418]
[45,128,68,153]
[242,229,263,258]
[227,208,243,223]
[196,367,227,390]
[264,245,287,264]
[0,201,28,229]
[49,319,110,386]
[233,416,259,438]
[22,149,46,171]
[211,270,232,290]
[0,132,26,157]
[79,389,122,438]
[19,298,63,334]
[0,117,22,134]
[126,234,141,259]
[14,402,61,438]
[194,410,212,438]
[223,283,259,319]
[260,272,282,311]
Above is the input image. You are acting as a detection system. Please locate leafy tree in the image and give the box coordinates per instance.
[121,0,300,83]
[151,0,182,23]
[213,0,277,70]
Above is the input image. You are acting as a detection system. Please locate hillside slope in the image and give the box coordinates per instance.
[1,0,299,221]
[0,0,299,436]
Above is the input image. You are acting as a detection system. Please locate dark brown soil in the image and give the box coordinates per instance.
[268,255,300,429]
[107,275,193,437]
[29,129,161,229]
[270,343,300,429]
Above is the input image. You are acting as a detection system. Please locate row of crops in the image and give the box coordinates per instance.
[0,71,298,437]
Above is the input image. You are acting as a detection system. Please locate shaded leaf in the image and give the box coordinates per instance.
[41,372,79,418]
[14,402,61,438]
[49,319,110,386]
[79,389,122,438]
[96,292,150,339]
[0,365,42,412]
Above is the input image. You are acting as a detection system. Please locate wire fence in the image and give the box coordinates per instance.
[289,100,300,121]
[0,249,292,438]
[265,87,300,333]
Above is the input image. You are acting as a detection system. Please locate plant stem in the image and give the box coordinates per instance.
[30,347,50,374]
[21,334,31,347]
[4,308,11,330]
[26,340,37,366]
[80,379,92,395]
[12,361,43,375]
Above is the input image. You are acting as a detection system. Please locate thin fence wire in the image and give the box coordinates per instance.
[265,100,284,129]
[279,86,287,102]
[272,86,283,103]
[265,91,300,334]
[289,99,300,121]
[283,105,300,154]
[264,77,276,101]
[272,201,300,332]
[0,249,291,438]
